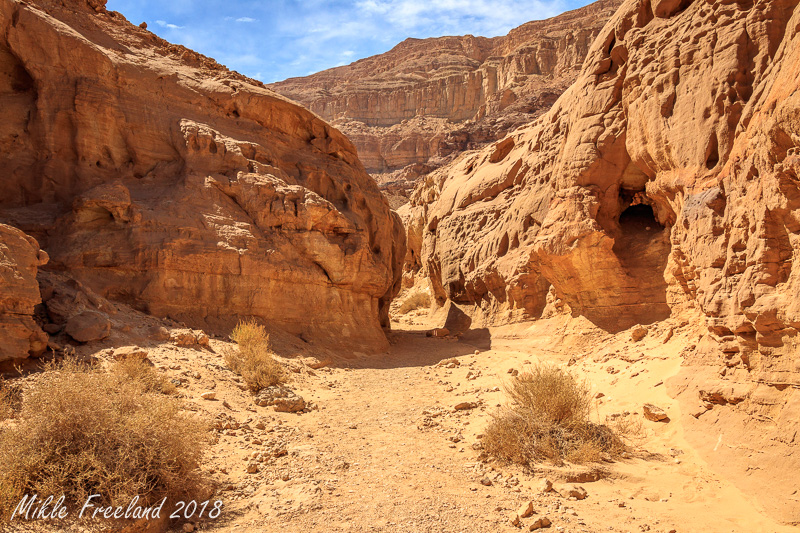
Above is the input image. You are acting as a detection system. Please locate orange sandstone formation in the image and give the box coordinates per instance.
[270,0,623,203]
[404,0,800,521]
[0,0,405,355]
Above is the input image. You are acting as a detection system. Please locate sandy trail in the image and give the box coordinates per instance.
[202,318,797,533]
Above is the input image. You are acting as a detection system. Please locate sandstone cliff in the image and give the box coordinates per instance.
[270,0,623,203]
[0,224,48,362]
[405,0,800,521]
[0,0,405,355]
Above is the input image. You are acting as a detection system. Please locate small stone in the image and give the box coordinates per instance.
[196,332,210,346]
[246,463,258,474]
[201,391,217,400]
[480,476,492,486]
[43,323,62,334]
[139,21,148,30]
[518,501,534,518]
[147,325,171,341]
[182,523,195,533]
[558,485,587,500]
[643,403,669,422]
[432,327,450,337]
[113,345,149,362]
[509,512,521,527]
[631,325,648,342]
[529,516,552,530]
[454,402,477,411]
[537,478,554,493]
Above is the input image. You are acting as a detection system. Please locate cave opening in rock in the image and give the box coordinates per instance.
[618,203,661,234]
[610,190,671,327]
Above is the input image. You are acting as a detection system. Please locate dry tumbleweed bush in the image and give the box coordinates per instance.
[0,358,209,521]
[484,364,628,465]
[226,318,285,393]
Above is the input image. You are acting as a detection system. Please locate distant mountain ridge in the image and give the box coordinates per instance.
[270,0,624,206]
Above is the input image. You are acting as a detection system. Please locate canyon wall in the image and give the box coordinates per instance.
[405,0,800,521]
[270,0,623,200]
[0,0,405,356]
[0,224,48,362]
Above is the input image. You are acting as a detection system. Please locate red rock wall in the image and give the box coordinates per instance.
[407,0,800,520]
[0,224,48,362]
[0,0,405,353]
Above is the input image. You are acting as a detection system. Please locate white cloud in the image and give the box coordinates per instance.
[236,17,257,23]
[342,50,355,57]
[155,19,183,29]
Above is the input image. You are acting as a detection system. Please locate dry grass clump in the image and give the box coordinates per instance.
[0,380,16,422]
[398,290,431,314]
[227,318,285,393]
[0,358,208,521]
[110,356,178,396]
[484,364,626,465]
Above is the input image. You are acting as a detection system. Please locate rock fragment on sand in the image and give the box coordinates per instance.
[631,324,648,342]
[529,516,552,530]
[643,403,669,422]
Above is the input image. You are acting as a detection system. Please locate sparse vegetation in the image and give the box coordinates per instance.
[227,318,285,393]
[397,290,431,314]
[110,356,178,396]
[0,358,208,521]
[0,380,16,422]
[484,364,626,465]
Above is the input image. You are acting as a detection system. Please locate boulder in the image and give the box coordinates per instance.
[429,300,472,336]
[64,311,111,343]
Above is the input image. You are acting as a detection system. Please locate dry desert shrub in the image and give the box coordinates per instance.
[398,290,431,314]
[227,318,285,393]
[484,364,626,465]
[0,357,208,521]
[0,380,15,421]
[110,356,178,396]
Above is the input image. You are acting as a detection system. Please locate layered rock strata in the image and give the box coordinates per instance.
[0,224,48,361]
[270,0,624,198]
[405,0,800,521]
[0,0,405,354]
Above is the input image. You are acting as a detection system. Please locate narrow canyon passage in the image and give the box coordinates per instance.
[205,321,795,533]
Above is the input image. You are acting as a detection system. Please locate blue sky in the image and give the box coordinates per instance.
[106,0,597,83]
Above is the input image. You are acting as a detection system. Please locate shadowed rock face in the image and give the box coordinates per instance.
[406,0,800,521]
[0,224,48,362]
[0,0,405,353]
[270,0,624,190]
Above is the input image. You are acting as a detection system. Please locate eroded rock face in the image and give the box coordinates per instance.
[270,0,623,194]
[408,0,800,520]
[0,224,48,362]
[0,0,405,353]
